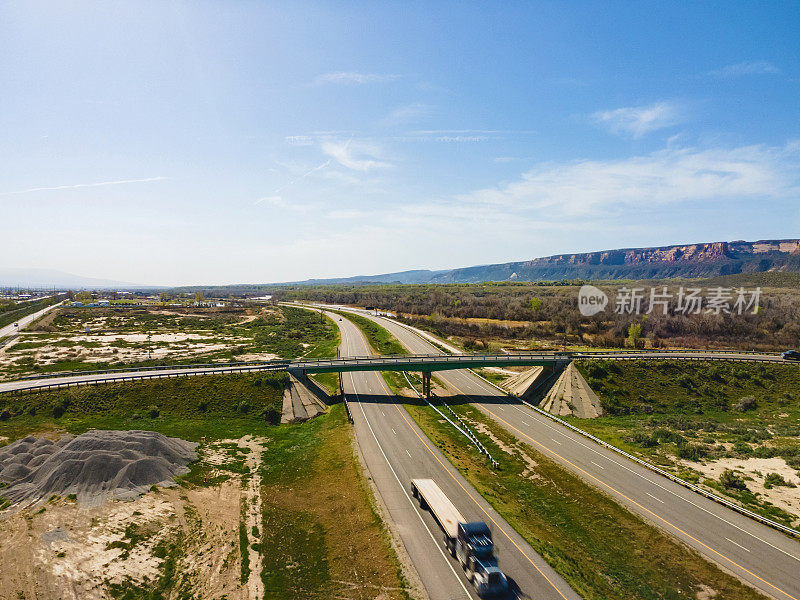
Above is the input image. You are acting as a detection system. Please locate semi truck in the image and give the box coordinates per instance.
[411,478,509,597]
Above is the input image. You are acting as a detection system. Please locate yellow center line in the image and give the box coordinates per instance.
[459,390,797,600]
[371,375,571,600]
[344,312,795,600]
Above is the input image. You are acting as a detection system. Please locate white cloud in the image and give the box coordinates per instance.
[458,142,800,218]
[314,71,400,85]
[285,135,315,146]
[409,129,536,136]
[0,176,167,196]
[592,101,684,138]
[321,139,390,171]
[254,195,312,213]
[436,135,489,142]
[709,60,780,78]
[382,102,430,126]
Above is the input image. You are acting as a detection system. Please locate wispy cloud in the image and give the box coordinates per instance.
[592,101,684,138]
[254,195,312,213]
[458,142,800,218]
[408,129,536,136]
[709,60,780,78]
[255,160,331,205]
[321,139,390,171]
[435,135,488,142]
[381,102,430,126]
[0,176,167,196]
[400,129,535,143]
[314,71,400,85]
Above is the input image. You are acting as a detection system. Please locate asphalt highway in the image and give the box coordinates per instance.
[330,310,580,600]
[3,302,798,598]
[0,301,61,340]
[343,308,800,600]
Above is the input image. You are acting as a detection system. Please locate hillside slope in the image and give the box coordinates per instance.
[288,239,800,284]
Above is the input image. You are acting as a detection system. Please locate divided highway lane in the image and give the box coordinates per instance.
[330,310,580,600]
[0,300,62,341]
[344,308,800,600]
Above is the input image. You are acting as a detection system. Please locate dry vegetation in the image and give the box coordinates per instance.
[275,273,800,351]
[0,372,413,600]
[0,304,338,380]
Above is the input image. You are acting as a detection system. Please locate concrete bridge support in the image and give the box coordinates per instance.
[421,371,431,399]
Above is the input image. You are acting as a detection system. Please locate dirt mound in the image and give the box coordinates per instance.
[0,430,198,507]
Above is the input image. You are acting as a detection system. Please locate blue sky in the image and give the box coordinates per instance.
[1,1,798,285]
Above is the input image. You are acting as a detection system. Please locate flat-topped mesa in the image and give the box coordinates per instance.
[525,239,800,268]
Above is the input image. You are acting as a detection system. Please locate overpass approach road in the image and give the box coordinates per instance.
[0,300,62,342]
[2,305,799,597]
[334,306,800,600]
[330,310,580,600]
[3,345,791,396]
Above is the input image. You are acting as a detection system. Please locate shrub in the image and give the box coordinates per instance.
[735,396,757,412]
[262,407,280,425]
[0,409,10,421]
[148,406,160,419]
[719,469,748,491]
[630,432,659,448]
[752,446,778,459]
[238,401,250,414]
[764,473,796,489]
[198,401,208,412]
[676,444,707,461]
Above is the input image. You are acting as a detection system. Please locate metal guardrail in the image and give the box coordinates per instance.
[402,372,499,469]
[469,369,800,539]
[575,354,787,364]
[2,349,794,395]
[17,358,293,380]
[2,363,289,395]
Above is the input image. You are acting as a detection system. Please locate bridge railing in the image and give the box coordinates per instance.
[2,351,793,395]
[10,349,783,383]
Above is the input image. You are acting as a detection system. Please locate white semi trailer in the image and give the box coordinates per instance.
[411,478,509,597]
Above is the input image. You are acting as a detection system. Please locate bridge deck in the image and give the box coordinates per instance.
[291,352,572,373]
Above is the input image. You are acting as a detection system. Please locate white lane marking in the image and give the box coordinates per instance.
[406,449,412,458]
[726,537,751,553]
[347,373,473,599]
[392,428,397,435]
[369,311,800,564]
[521,420,529,426]
[497,397,800,562]
[382,410,386,416]
[646,492,664,504]
[590,461,605,470]
[497,407,505,411]
[551,439,562,445]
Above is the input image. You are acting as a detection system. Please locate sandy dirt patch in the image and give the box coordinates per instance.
[682,456,800,522]
[234,352,280,362]
[240,436,266,600]
[0,434,265,600]
[0,331,239,370]
[472,419,540,481]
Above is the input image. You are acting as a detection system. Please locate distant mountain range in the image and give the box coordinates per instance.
[6,239,800,290]
[0,268,146,290]
[288,239,800,285]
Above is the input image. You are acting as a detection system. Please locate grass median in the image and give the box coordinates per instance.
[403,397,768,600]
[258,403,413,600]
[332,310,408,355]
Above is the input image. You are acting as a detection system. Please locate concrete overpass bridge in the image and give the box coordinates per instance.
[0,349,787,396]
